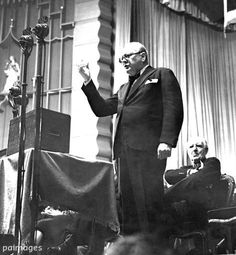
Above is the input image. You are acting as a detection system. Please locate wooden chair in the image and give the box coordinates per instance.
[207,174,235,254]
[172,174,235,255]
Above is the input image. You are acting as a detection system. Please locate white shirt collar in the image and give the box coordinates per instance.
[140,64,149,75]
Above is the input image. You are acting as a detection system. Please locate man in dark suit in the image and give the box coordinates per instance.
[165,137,221,227]
[78,42,183,234]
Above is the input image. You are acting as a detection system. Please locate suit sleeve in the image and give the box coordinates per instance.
[159,68,184,147]
[82,80,118,117]
[165,166,188,185]
[185,157,221,187]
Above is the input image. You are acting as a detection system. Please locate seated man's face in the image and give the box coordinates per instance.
[187,139,207,163]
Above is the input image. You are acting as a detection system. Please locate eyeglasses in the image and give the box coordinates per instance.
[119,50,144,63]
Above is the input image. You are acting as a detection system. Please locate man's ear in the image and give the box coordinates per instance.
[140,52,147,62]
[204,147,208,155]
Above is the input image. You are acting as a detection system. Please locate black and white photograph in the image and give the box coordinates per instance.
[0,0,236,254]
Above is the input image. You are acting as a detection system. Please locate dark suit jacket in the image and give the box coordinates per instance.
[165,157,221,205]
[165,157,221,188]
[82,65,183,157]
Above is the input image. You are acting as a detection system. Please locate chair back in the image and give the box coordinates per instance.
[211,174,235,209]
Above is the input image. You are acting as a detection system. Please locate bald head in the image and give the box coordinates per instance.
[122,42,147,55]
[119,42,149,76]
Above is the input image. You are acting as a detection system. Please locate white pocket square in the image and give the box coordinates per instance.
[145,78,159,85]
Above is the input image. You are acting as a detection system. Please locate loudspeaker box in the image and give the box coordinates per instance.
[7,108,71,155]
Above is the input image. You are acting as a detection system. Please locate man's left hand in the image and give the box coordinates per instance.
[157,143,172,159]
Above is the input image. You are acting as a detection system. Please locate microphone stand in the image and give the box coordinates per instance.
[14,28,33,252]
[29,16,49,248]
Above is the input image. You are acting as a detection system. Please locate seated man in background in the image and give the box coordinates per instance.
[164,136,221,228]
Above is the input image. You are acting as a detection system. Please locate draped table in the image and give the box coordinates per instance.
[0,149,119,242]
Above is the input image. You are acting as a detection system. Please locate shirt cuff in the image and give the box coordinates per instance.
[84,78,91,85]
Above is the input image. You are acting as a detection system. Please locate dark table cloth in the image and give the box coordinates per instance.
[0,149,119,240]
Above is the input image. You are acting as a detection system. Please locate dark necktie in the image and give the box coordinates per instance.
[126,72,140,97]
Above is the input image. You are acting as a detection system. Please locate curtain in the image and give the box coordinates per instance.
[130,0,236,177]
[185,17,236,176]
[113,0,132,92]
[111,0,132,148]
[160,0,236,31]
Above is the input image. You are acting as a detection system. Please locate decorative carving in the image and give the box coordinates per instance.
[0,56,20,113]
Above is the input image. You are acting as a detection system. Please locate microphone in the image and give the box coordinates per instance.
[18,27,34,56]
[31,16,49,40]
[7,81,29,111]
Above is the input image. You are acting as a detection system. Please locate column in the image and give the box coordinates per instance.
[70,0,114,161]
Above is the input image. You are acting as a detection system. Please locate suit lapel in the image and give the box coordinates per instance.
[120,82,130,103]
[126,66,156,100]
[115,66,156,143]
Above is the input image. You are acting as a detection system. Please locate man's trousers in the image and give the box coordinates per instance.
[116,144,166,234]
